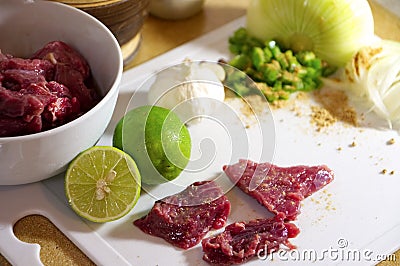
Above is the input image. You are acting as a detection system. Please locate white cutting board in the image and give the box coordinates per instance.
[2,13,400,266]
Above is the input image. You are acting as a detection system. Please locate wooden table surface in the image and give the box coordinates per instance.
[1,0,400,265]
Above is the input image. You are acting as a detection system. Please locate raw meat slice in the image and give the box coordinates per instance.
[53,63,96,110]
[202,213,299,265]
[0,41,100,136]
[0,57,55,81]
[0,86,45,119]
[31,41,89,78]
[42,97,78,127]
[0,115,41,137]
[46,81,72,98]
[32,41,97,111]
[2,69,47,91]
[223,159,334,221]
[134,181,231,250]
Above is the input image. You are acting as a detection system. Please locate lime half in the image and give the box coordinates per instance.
[65,146,141,223]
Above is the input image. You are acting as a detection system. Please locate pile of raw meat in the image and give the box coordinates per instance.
[134,159,334,265]
[0,41,100,137]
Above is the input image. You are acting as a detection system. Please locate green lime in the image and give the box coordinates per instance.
[65,146,141,223]
[113,105,191,185]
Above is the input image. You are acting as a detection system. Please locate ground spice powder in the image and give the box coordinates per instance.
[311,88,358,129]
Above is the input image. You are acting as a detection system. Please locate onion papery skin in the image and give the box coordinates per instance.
[246,0,375,67]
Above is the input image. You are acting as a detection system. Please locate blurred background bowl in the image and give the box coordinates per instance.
[51,0,150,64]
[0,0,123,185]
[149,0,204,20]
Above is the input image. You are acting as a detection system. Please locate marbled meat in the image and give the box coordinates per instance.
[134,181,231,249]
[223,159,334,221]
[202,213,299,265]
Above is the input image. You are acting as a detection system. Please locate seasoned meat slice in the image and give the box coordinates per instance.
[134,181,231,249]
[223,159,334,221]
[202,213,299,265]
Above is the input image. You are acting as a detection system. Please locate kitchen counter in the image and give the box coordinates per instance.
[1,0,399,265]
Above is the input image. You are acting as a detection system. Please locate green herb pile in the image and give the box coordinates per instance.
[225,27,337,102]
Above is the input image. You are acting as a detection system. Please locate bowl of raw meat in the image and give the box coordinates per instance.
[0,0,123,185]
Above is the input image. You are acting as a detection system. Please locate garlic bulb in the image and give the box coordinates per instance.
[147,61,226,124]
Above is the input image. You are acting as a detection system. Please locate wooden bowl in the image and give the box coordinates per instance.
[52,0,149,63]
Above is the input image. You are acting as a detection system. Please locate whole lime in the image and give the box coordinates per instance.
[113,105,191,185]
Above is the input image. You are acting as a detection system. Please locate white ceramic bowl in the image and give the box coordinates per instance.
[0,0,123,185]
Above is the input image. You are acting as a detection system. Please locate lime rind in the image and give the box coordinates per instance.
[65,146,141,223]
[114,105,191,185]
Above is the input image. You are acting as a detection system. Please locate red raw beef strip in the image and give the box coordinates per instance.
[0,86,45,119]
[0,81,80,136]
[31,41,89,79]
[46,80,72,98]
[134,181,231,250]
[202,213,299,265]
[223,159,334,221]
[53,63,97,110]
[0,115,41,137]
[1,69,47,91]
[0,57,55,81]
[32,41,97,110]
[0,41,99,137]
[40,81,81,125]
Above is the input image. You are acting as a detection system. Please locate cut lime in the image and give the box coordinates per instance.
[65,146,141,223]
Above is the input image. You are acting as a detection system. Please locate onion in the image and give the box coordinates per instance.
[344,40,400,128]
[246,0,375,67]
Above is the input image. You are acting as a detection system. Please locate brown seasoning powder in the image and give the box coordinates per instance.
[311,88,358,129]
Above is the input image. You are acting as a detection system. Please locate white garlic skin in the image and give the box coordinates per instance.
[148,61,225,124]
